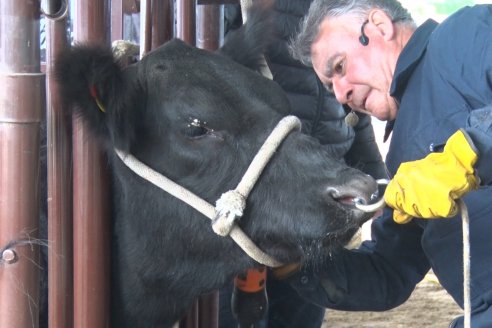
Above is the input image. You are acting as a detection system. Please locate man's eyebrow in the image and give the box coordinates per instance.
[323,53,340,78]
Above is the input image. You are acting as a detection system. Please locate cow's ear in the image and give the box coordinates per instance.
[218,0,274,71]
[55,44,136,150]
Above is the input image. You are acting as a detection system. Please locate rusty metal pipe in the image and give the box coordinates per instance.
[0,1,43,328]
[72,1,111,327]
[196,4,223,51]
[45,11,73,328]
[41,0,66,18]
[197,0,239,4]
[151,0,174,49]
[176,0,196,45]
[180,301,199,328]
[198,292,219,327]
[111,0,124,41]
[140,0,152,56]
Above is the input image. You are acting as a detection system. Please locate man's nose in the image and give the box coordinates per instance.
[333,78,353,105]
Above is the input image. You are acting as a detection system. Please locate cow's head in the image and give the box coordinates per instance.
[55,3,378,324]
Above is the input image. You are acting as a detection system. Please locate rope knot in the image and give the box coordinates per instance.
[213,190,246,236]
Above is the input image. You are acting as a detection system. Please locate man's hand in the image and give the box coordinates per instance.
[384,129,479,223]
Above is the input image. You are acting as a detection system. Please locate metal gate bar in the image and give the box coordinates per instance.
[45,1,73,327]
[72,1,111,327]
[0,1,43,327]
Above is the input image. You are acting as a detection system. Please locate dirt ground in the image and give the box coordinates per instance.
[322,273,463,328]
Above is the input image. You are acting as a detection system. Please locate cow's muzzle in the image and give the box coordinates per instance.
[325,175,385,215]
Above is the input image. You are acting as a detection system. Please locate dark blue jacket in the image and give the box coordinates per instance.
[289,5,492,327]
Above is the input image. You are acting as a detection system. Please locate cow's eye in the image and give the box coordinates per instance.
[185,118,210,138]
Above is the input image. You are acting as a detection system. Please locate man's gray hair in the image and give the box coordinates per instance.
[290,0,415,66]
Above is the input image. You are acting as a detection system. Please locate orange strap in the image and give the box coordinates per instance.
[234,267,267,293]
[271,262,300,280]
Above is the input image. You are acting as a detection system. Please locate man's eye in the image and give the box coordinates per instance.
[334,59,344,74]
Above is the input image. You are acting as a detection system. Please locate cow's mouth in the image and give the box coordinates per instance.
[316,182,385,250]
[327,188,374,214]
[326,179,387,218]
[318,179,388,250]
[335,195,365,206]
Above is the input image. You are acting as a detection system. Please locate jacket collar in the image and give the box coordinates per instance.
[390,19,438,101]
[384,19,438,141]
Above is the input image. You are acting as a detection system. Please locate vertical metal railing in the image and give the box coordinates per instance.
[139,0,152,56]
[176,0,196,45]
[196,3,224,50]
[72,1,111,327]
[44,0,74,327]
[0,1,43,328]
[1,1,235,327]
[111,0,124,42]
[152,0,174,49]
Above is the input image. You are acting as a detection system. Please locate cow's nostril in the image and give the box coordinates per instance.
[326,187,362,207]
[326,187,340,199]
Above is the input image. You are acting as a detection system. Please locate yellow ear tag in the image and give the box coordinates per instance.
[89,85,106,113]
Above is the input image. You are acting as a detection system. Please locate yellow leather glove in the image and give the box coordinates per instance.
[384,130,479,224]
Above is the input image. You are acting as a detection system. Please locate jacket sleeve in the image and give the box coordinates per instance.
[286,209,430,311]
[461,7,492,185]
[344,114,389,180]
[438,6,492,185]
[465,104,492,186]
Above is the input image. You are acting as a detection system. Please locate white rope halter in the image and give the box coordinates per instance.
[115,116,301,267]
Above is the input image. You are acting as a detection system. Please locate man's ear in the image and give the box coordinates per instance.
[367,9,396,41]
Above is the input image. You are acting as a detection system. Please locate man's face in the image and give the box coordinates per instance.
[311,14,398,121]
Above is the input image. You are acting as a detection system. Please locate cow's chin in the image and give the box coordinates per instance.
[294,220,367,264]
[344,228,363,249]
[319,208,373,251]
[320,225,362,250]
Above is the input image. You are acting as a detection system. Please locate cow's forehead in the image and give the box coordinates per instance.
[131,38,291,118]
[138,42,248,96]
[139,39,232,74]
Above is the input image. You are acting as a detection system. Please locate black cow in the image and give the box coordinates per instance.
[55,5,378,327]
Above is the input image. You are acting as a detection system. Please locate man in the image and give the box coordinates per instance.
[283,1,492,327]
[220,1,388,327]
